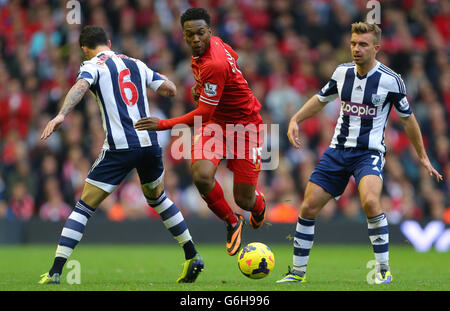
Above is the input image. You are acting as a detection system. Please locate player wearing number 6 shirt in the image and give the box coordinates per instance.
[277,22,443,285]
[135,8,267,257]
[38,25,204,285]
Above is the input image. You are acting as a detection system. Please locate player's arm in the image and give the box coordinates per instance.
[135,62,225,131]
[400,113,443,182]
[154,73,177,98]
[287,67,339,148]
[40,79,90,140]
[287,95,328,148]
[139,60,177,98]
[388,81,443,182]
[134,100,216,131]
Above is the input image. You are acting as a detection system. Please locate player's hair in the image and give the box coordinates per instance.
[351,22,381,44]
[180,7,211,27]
[79,25,108,49]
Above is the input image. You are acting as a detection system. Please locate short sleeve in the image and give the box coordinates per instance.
[317,67,339,102]
[389,92,412,117]
[76,62,98,86]
[197,62,227,106]
[138,60,165,91]
[387,76,412,117]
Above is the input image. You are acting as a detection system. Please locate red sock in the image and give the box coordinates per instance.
[202,181,238,226]
[252,191,265,215]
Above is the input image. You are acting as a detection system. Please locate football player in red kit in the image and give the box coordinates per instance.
[135,7,266,256]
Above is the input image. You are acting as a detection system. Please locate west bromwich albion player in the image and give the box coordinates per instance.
[277,21,442,285]
[39,25,204,284]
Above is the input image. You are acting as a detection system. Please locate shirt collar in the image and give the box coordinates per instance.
[95,50,114,58]
[355,61,380,79]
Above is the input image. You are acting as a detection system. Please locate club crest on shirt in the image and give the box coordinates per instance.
[371,94,385,106]
[204,82,218,97]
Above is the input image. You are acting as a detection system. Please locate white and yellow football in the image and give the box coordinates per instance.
[237,242,275,279]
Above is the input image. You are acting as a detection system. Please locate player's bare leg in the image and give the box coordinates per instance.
[142,179,203,283]
[191,159,217,195]
[39,183,106,284]
[141,178,165,203]
[358,175,383,217]
[300,182,333,219]
[233,183,266,229]
[358,175,392,283]
[80,182,109,208]
[277,181,332,283]
[233,183,256,211]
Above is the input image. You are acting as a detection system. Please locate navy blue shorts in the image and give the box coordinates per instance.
[309,147,385,199]
[86,146,164,193]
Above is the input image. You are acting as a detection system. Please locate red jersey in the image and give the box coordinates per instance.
[192,36,262,125]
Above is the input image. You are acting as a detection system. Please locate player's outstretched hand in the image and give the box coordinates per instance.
[287,118,302,149]
[40,114,65,140]
[420,157,444,182]
[134,117,160,131]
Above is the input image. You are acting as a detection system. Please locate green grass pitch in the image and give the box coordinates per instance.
[0,244,448,291]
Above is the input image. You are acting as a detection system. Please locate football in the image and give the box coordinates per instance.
[237,242,275,279]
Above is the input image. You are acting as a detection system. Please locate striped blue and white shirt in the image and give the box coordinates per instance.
[317,61,412,153]
[77,50,165,150]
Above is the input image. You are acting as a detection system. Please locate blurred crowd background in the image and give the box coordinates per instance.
[0,0,448,226]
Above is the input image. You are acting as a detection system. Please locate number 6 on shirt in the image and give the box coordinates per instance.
[118,68,138,106]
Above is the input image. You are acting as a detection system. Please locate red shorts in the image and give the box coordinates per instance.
[191,121,264,185]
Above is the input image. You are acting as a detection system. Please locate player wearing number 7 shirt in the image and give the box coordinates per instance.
[38,25,204,285]
[277,22,443,285]
[135,8,267,257]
